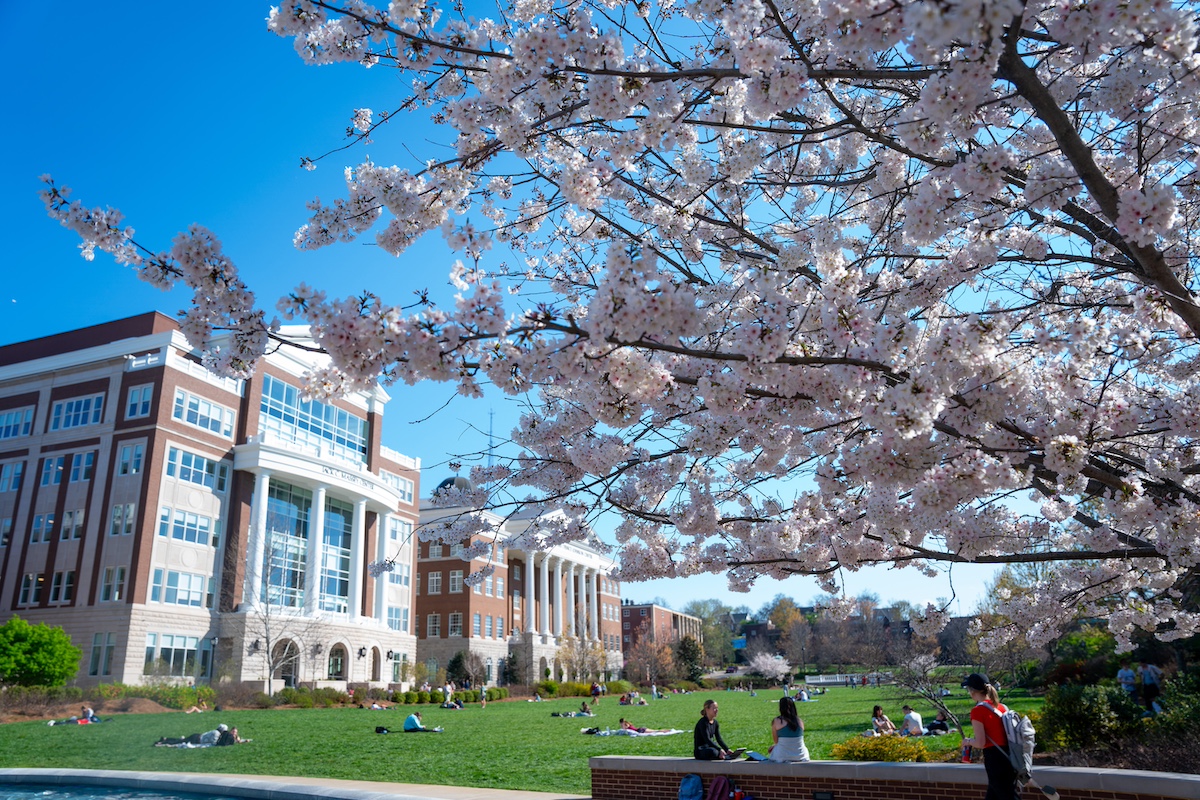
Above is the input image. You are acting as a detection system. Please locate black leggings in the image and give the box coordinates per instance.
[694,746,724,760]
[982,745,1020,800]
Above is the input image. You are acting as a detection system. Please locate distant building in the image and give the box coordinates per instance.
[619,600,703,654]
[417,482,624,684]
[0,313,420,689]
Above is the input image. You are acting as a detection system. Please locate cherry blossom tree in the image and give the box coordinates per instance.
[41,0,1200,651]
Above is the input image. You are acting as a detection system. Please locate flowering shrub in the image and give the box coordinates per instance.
[535,680,559,698]
[830,735,931,762]
[86,683,215,710]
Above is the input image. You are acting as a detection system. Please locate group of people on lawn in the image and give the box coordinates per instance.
[869,703,951,737]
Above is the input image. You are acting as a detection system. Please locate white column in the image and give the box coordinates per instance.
[578,569,588,636]
[589,569,599,641]
[305,485,326,614]
[349,498,367,620]
[552,558,564,639]
[565,562,577,638]
[538,553,550,637]
[246,470,272,607]
[375,514,392,622]
[525,553,537,634]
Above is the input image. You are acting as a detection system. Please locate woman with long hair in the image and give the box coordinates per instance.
[693,699,738,760]
[768,696,810,762]
[961,673,1019,800]
[871,705,896,735]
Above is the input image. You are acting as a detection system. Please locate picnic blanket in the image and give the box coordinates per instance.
[583,728,686,736]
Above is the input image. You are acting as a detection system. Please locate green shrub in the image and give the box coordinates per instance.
[467,689,480,702]
[405,691,418,704]
[251,692,274,709]
[535,680,558,697]
[432,689,445,704]
[606,680,633,695]
[417,691,431,704]
[830,734,931,762]
[1039,683,1144,751]
[310,687,348,707]
[560,681,590,698]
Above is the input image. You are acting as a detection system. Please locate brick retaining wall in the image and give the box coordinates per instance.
[590,756,1200,800]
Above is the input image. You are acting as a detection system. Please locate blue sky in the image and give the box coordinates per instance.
[0,2,997,618]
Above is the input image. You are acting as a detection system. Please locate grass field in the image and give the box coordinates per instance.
[0,686,1043,794]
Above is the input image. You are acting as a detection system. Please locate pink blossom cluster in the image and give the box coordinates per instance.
[48,0,1200,646]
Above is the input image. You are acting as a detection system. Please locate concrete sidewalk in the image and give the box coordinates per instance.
[0,768,590,800]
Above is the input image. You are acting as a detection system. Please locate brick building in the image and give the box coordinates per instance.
[619,600,703,652]
[0,313,420,689]
[418,484,624,685]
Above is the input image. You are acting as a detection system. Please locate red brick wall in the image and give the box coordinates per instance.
[590,759,1199,800]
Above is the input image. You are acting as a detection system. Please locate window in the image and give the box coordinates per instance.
[60,509,84,540]
[513,594,521,611]
[101,566,127,602]
[118,444,144,475]
[449,570,463,593]
[427,613,441,637]
[389,564,411,587]
[624,635,631,643]
[381,471,415,503]
[623,608,630,617]
[89,632,117,676]
[110,503,137,536]
[496,618,504,638]
[327,645,347,680]
[166,447,230,492]
[486,657,494,683]
[145,633,212,678]
[450,542,464,558]
[150,568,212,608]
[388,607,403,631]
[259,374,367,463]
[18,573,42,605]
[50,393,104,431]
[31,513,55,543]
[40,456,64,486]
[485,615,493,637]
[449,612,463,637]
[473,579,482,595]
[0,461,25,492]
[158,507,218,546]
[484,576,493,596]
[472,613,482,636]
[512,564,521,581]
[496,577,504,597]
[0,518,11,547]
[640,608,647,616]
[0,407,33,440]
[318,496,353,613]
[173,389,234,437]
[49,571,75,604]
[126,385,154,419]
[623,621,630,630]
[428,543,443,558]
[69,452,95,482]
[388,517,413,541]
[427,571,442,594]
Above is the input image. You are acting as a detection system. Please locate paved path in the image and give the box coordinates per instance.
[0,768,590,800]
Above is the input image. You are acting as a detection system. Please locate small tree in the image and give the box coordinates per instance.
[675,635,706,683]
[748,652,792,684]
[0,617,82,687]
[625,624,678,685]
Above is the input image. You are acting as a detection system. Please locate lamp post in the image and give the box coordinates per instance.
[209,636,219,685]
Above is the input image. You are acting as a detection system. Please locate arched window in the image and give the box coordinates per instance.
[328,644,347,680]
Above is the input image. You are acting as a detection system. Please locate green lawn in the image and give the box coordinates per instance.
[0,687,1042,794]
